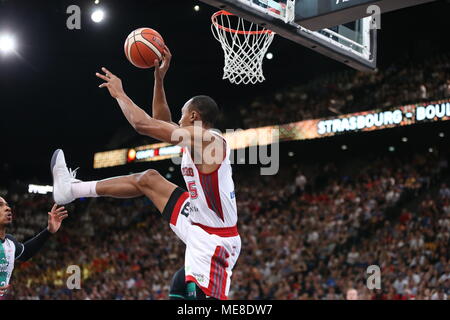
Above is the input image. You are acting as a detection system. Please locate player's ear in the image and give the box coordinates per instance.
[190,110,199,122]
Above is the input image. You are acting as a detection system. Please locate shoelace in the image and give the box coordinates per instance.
[69,167,81,183]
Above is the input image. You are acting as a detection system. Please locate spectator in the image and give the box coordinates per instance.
[295,172,307,194]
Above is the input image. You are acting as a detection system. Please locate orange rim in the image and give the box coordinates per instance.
[212,10,274,35]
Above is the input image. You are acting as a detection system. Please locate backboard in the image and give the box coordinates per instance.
[200,0,377,71]
[200,0,437,72]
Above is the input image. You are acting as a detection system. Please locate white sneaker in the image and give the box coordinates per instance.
[51,149,79,205]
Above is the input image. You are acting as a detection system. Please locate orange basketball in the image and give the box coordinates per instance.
[124,27,165,69]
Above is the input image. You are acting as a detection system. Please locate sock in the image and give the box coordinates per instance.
[186,282,197,300]
[71,181,99,199]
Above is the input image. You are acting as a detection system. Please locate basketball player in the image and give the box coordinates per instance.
[51,46,240,300]
[0,197,68,297]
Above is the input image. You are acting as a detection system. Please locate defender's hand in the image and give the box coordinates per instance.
[96,67,125,99]
[47,204,68,234]
[154,45,172,82]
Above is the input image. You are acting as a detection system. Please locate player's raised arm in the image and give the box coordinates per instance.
[97,67,186,145]
[152,46,177,125]
[12,204,68,262]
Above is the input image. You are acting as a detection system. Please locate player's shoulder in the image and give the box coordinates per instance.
[182,126,226,140]
[5,234,25,258]
[209,129,228,144]
[5,234,21,247]
[5,234,17,242]
[209,128,224,137]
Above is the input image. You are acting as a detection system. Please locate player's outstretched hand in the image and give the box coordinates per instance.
[154,45,172,82]
[96,67,125,99]
[47,204,69,234]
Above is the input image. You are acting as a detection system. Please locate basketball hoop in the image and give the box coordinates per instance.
[211,10,275,85]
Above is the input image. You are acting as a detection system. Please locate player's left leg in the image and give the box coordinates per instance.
[94,170,178,213]
[51,149,178,212]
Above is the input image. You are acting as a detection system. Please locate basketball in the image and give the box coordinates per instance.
[124,27,165,69]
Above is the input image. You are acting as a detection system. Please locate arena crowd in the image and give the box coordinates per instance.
[238,53,450,129]
[3,148,448,300]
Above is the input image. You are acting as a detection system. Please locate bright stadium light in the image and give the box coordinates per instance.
[439,132,445,138]
[401,137,408,143]
[194,5,200,12]
[91,9,105,23]
[341,145,348,151]
[266,52,274,60]
[0,33,16,54]
[28,184,53,195]
[95,0,100,4]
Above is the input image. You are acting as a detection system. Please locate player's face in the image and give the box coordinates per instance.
[178,104,190,128]
[178,99,199,128]
[0,197,13,225]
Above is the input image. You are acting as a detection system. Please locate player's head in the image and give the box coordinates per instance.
[0,197,13,226]
[178,96,220,128]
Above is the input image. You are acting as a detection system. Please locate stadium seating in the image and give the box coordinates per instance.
[5,148,449,300]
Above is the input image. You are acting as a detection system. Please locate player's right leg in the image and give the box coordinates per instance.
[169,267,187,300]
[169,267,218,300]
[51,149,177,213]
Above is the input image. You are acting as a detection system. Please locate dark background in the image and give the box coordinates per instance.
[0,0,449,182]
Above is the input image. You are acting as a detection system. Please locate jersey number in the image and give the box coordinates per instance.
[188,181,198,199]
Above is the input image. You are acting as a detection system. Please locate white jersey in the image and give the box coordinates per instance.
[181,130,237,228]
[0,236,22,292]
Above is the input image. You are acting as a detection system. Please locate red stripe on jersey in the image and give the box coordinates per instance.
[211,247,221,299]
[170,192,189,226]
[211,171,224,221]
[198,171,225,222]
[210,246,229,299]
[192,223,239,237]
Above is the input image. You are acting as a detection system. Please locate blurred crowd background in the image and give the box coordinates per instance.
[2,145,449,300]
[236,53,450,129]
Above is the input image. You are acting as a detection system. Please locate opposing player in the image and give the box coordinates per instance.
[51,46,241,300]
[0,197,68,297]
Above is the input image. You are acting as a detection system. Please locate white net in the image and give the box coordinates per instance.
[211,11,275,85]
